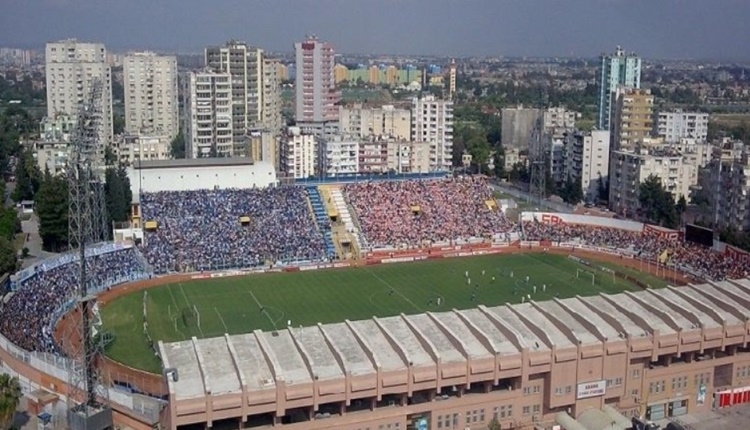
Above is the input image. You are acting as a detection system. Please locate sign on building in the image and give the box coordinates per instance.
[577,380,606,399]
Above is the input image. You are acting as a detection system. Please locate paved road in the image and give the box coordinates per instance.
[20,213,56,267]
[491,183,575,214]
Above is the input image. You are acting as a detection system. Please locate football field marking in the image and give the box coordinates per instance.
[214,307,229,333]
[247,289,279,330]
[363,267,423,313]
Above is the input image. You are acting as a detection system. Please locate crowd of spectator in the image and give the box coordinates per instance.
[344,177,514,248]
[0,248,149,352]
[140,187,327,273]
[521,221,749,281]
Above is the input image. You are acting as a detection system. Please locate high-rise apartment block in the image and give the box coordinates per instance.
[411,95,453,171]
[448,59,457,100]
[262,57,283,134]
[123,52,178,139]
[655,111,709,142]
[338,104,412,140]
[279,126,318,179]
[697,144,750,232]
[294,36,340,123]
[205,42,261,154]
[183,70,232,158]
[611,88,654,151]
[562,130,610,201]
[45,39,113,150]
[597,46,641,131]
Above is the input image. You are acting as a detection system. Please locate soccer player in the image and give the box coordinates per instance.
[543,284,547,292]
[533,285,537,294]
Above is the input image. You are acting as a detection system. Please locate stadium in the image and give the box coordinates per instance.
[1,158,750,430]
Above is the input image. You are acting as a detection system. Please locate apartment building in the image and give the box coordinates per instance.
[34,141,70,175]
[597,46,641,131]
[561,130,610,201]
[183,70,233,158]
[338,104,411,140]
[611,88,654,151]
[411,95,453,171]
[501,106,542,150]
[123,52,178,140]
[295,36,340,123]
[117,134,171,164]
[543,106,577,137]
[698,147,750,232]
[654,111,709,142]
[279,126,317,179]
[358,136,389,174]
[39,113,77,142]
[205,41,261,155]
[389,140,431,174]
[262,57,283,134]
[319,136,359,177]
[246,129,278,169]
[609,145,695,217]
[45,39,113,151]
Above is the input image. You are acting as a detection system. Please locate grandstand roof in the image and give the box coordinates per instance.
[133,157,255,170]
[159,281,750,400]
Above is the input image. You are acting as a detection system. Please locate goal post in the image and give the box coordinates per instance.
[193,304,201,332]
[576,268,595,286]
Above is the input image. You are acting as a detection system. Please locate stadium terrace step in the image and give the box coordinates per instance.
[328,186,364,253]
[306,186,336,258]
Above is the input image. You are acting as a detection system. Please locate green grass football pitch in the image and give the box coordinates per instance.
[101,253,669,373]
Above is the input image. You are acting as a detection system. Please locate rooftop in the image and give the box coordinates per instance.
[133,157,255,170]
[159,281,750,400]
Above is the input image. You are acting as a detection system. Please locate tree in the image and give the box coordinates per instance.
[487,417,501,430]
[509,162,529,183]
[638,175,679,228]
[11,149,40,203]
[0,373,21,430]
[105,165,132,229]
[597,176,609,203]
[493,148,506,178]
[0,206,20,241]
[544,167,556,197]
[170,130,186,159]
[0,237,17,277]
[676,195,687,216]
[466,135,490,173]
[35,171,68,252]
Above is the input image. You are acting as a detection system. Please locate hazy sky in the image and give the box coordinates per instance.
[2,0,750,60]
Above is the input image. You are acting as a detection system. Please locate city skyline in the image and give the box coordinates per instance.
[3,0,750,61]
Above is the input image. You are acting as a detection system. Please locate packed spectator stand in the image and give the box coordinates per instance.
[344,177,514,249]
[1,177,748,361]
[521,221,749,281]
[0,246,149,353]
[139,187,328,273]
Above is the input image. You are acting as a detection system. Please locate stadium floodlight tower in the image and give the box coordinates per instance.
[528,116,547,208]
[65,77,113,430]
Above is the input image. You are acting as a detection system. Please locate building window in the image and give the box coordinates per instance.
[523,406,531,416]
[533,405,541,414]
[632,369,641,379]
[555,387,563,396]
[565,385,572,395]
[533,385,541,394]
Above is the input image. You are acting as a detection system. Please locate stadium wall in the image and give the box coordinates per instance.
[127,160,277,197]
[520,212,646,232]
